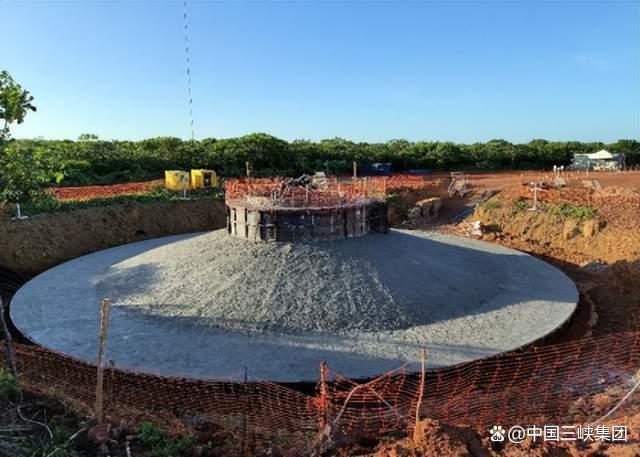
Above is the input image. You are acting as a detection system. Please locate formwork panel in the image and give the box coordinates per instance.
[225,201,388,242]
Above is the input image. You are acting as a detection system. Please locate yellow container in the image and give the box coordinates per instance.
[190,169,218,189]
[164,170,190,191]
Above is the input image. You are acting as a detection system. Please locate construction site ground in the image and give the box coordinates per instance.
[375,170,640,457]
[0,170,639,456]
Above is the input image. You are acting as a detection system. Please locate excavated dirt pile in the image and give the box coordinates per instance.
[367,183,640,457]
[466,184,640,338]
[369,415,640,457]
[471,186,640,265]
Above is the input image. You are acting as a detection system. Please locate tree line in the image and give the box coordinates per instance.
[2,70,639,204]
[4,134,639,188]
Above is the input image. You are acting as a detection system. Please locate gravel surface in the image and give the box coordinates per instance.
[11,229,578,381]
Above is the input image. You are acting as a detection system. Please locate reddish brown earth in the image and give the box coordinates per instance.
[430,170,640,192]
[0,198,226,276]
[49,180,165,200]
[364,174,640,457]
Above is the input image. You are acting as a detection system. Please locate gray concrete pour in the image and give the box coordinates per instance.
[10,229,578,382]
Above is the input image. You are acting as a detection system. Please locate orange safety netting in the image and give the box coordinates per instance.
[2,331,639,439]
[224,175,428,206]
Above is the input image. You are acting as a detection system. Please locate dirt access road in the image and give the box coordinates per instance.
[430,169,640,191]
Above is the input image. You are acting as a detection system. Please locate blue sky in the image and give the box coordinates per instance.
[2,0,639,143]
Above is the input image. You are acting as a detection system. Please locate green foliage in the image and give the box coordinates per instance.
[481,195,503,211]
[137,421,194,457]
[0,70,36,142]
[511,198,530,214]
[17,426,79,457]
[384,192,410,220]
[549,202,597,221]
[0,368,18,401]
[1,136,639,193]
[77,133,98,141]
[0,143,51,203]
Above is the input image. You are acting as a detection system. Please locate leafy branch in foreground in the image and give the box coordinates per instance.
[0,70,36,143]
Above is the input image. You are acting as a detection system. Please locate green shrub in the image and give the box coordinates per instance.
[0,143,50,204]
[511,198,530,214]
[384,192,412,222]
[481,195,502,210]
[549,203,597,221]
[0,368,18,400]
[137,421,194,457]
[18,426,78,457]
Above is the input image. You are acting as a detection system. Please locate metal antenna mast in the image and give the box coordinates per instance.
[183,0,195,140]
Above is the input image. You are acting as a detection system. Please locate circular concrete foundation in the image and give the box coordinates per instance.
[10,229,578,382]
[226,199,388,242]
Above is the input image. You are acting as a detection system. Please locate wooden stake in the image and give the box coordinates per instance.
[319,361,329,432]
[413,347,427,443]
[95,298,111,424]
[0,297,18,378]
[242,366,248,457]
[314,360,333,455]
[352,161,357,179]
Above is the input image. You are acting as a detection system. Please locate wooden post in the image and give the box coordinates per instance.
[314,360,332,454]
[413,347,427,443]
[319,361,329,432]
[95,298,111,424]
[245,161,252,178]
[352,161,357,179]
[0,297,18,378]
[242,366,248,457]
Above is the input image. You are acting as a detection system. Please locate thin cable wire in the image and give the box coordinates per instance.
[590,372,640,425]
[183,0,195,140]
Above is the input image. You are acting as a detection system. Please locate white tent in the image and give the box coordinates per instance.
[570,149,623,171]
[587,149,615,160]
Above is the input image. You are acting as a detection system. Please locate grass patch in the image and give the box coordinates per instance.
[13,187,223,217]
[481,195,502,211]
[384,192,408,212]
[549,202,597,221]
[137,422,194,457]
[0,368,18,401]
[511,198,530,214]
[18,426,79,457]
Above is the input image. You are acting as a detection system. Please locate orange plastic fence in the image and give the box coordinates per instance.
[3,331,639,439]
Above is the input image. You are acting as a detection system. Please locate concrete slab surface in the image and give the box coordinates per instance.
[10,229,578,382]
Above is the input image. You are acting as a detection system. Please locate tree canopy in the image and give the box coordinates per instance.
[2,135,637,192]
[0,70,37,142]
